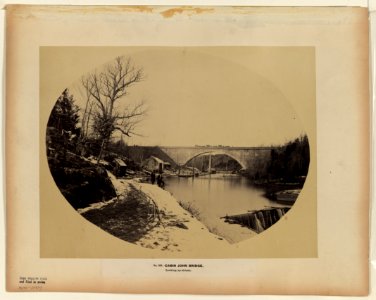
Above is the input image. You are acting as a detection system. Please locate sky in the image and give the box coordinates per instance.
[47,47,314,147]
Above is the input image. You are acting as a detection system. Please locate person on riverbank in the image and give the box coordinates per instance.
[151,170,156,185]
[157,173,165,188]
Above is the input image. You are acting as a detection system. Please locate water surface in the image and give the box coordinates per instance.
[164,174,286,243]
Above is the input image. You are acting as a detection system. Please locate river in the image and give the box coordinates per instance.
[164,174,288,243]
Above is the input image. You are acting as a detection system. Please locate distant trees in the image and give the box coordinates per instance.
[243,135,310,183]
[46,89,80,158]
[80,56,147,163]
[47,88,80,134]
[267,135,310,182]
[112,137,128,154]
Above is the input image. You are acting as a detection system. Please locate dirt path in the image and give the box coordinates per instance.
[131,181,229,252]
[81,182,160,243]
[79,174,230,252]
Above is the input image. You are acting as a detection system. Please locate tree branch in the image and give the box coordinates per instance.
[81,56,147,145]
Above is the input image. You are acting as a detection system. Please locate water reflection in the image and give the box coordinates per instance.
[164,174,287,243]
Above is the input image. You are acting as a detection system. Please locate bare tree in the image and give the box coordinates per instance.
[81,56,147,163]
[80,76,93,140]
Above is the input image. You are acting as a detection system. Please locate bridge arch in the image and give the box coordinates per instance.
[160,146,274,171]
[182,150,246,170]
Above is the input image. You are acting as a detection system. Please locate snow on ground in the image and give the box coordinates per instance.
[130,180,231,253]
[77,171,130,214]
[107,171,131,196]
[77,198,117,214]
[83,172,231,253]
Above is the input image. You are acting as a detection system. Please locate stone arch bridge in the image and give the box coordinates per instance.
[160,146,273,170]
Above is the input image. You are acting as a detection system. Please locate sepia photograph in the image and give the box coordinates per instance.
[43,47,313,252]
[5,5,369,295]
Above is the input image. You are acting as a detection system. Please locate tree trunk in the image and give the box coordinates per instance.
[96,139,106,165]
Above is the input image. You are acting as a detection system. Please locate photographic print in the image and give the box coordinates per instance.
[42,46,315,254]
[6,6,369,295]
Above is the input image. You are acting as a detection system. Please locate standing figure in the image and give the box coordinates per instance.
[157,173,165,188]
[150,170,156,185]
[156,173,161,187]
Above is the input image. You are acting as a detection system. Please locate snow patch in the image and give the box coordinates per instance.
[131,181,230,252]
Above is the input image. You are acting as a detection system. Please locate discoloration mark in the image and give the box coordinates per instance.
[5,5,155,17]
[123,6,154,14]
[6,5,224,20]
[54,5,155,15]
[161,7,214,19]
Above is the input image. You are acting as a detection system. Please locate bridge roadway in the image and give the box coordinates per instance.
[159,146,274,170]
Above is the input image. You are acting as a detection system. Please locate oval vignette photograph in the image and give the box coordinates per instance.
[45,47,312,252]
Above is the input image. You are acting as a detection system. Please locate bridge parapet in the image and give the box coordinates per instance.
[160,146,273,170]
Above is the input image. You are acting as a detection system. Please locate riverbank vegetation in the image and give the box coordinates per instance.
[46,89,117,209]
[48,152,117,209]
[243,135,310,184]
[46,56,150,210]
[241,135,310,202]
